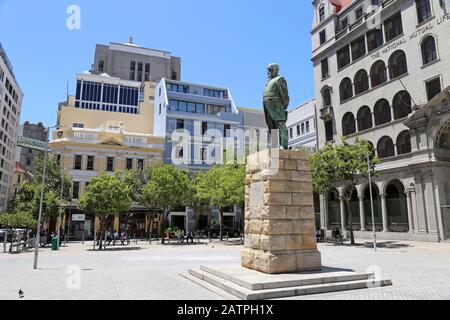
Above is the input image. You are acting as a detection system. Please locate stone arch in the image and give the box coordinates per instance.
[321,86,332,107]
[374,99,392,126]
[385,179,409,232]
[370,60,387,87]
[340,77,353,102]
[362,183,383,231]
[342,112,356,136]
[388,50,408,79]
[357,106,373,131]
[343,186,360,231]
[354,69,370,95]
[393,90,412,120]
[377,136,395,159]
[397,130,412,155]
[420,34,438,66]
[327,188,341,229]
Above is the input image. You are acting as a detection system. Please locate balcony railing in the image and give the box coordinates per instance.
[335,0,398,40]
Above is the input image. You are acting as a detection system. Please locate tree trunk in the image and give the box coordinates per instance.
[99,216,106,251]
[149,215,154,243]
[219,208,224,241]
[346,200,355,245]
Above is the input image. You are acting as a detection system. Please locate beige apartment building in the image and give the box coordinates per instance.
[312,0,450,242]
[49,73,165,240]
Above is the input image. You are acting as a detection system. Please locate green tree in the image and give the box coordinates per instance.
[0,212,37,229]
[78,173,132,250]
[184,172,210,232]
[310,138,378,245]
[9,154,72,222]
[197,164,245,241]
[143,165,190,229]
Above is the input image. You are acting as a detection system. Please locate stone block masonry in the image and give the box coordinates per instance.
[242,149,322,274]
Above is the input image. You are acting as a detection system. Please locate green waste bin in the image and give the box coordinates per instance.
[51,237,59,251]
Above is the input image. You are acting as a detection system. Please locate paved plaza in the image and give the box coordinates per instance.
[1,239,450,300]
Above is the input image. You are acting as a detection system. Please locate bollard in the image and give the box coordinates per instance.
[82,232,85,245]
[134,234,137,245]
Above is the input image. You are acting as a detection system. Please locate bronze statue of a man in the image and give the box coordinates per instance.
[263,64,289,149]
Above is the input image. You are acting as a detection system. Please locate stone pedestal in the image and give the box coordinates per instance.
[242,149,322,274]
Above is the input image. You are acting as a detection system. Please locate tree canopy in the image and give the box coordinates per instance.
[310,138,378,244]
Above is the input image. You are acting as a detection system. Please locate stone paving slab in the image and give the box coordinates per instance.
[0,239,450,300]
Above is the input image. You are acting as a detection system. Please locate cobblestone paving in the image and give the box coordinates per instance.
[1,239,449,300]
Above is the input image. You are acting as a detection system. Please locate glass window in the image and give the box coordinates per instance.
[98,60,104,72]
[86,156,94,171]
[130,61,136,80]
[74,155,82,170]
[426,78,441,101]
[176,119,184,130]
[355,7,363,20]
[421,36,437,65]
[351,36,366,60]
[389,50,408,78]
[384,12,403,41]
[319,30,326,45]
[337,45,351,69]
[187,102,196,113]
[145,63,150,81]
[169,100,178,111]
[319,7,325,22]
[306,121,310,133]
[107,157,114,172]
[126,158,133,170]
[367,29,384,52]
[72,182,80,199]
[416,0,432,24]
[325,120,333,142]
[179,101,187,112]
[138,159,144,170]
[297,125,301,136]
[321,59,329,79]
[289,128,293,139]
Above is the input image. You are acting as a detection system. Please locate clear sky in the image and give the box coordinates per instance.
[0,0,314,127]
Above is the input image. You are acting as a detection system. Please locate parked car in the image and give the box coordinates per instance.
[205,225,241,239]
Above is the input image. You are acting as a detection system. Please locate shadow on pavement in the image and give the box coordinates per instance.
[87,247,143,252]
[353,241,412,249]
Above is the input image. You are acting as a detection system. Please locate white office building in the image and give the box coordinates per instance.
[287,98,318,151]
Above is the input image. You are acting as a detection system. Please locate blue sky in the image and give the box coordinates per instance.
[0,0,314,127]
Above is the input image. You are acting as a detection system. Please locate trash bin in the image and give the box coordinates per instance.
[51,237,59,251]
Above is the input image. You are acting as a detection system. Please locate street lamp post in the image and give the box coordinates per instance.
[33,125,63,270]
[366,153,377,253]
[33,127,50,270]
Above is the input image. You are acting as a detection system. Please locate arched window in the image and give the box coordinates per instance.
[322,88,332,107]
[340,78,353,102]
[342,112,356,136]
[393,91,412,120]
[389,50,408,79]
[367,141,376,157]
[357,106,373,131]
[421,36,437,65]
[397,131,412,155]
[370,61,387,87]
[354,70,369,95]
[374,99,392,126]
[377,136,395,159]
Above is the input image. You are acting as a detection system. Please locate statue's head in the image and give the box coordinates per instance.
[267,64,280,78]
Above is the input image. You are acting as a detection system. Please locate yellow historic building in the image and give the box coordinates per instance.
[49,73,165,240]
